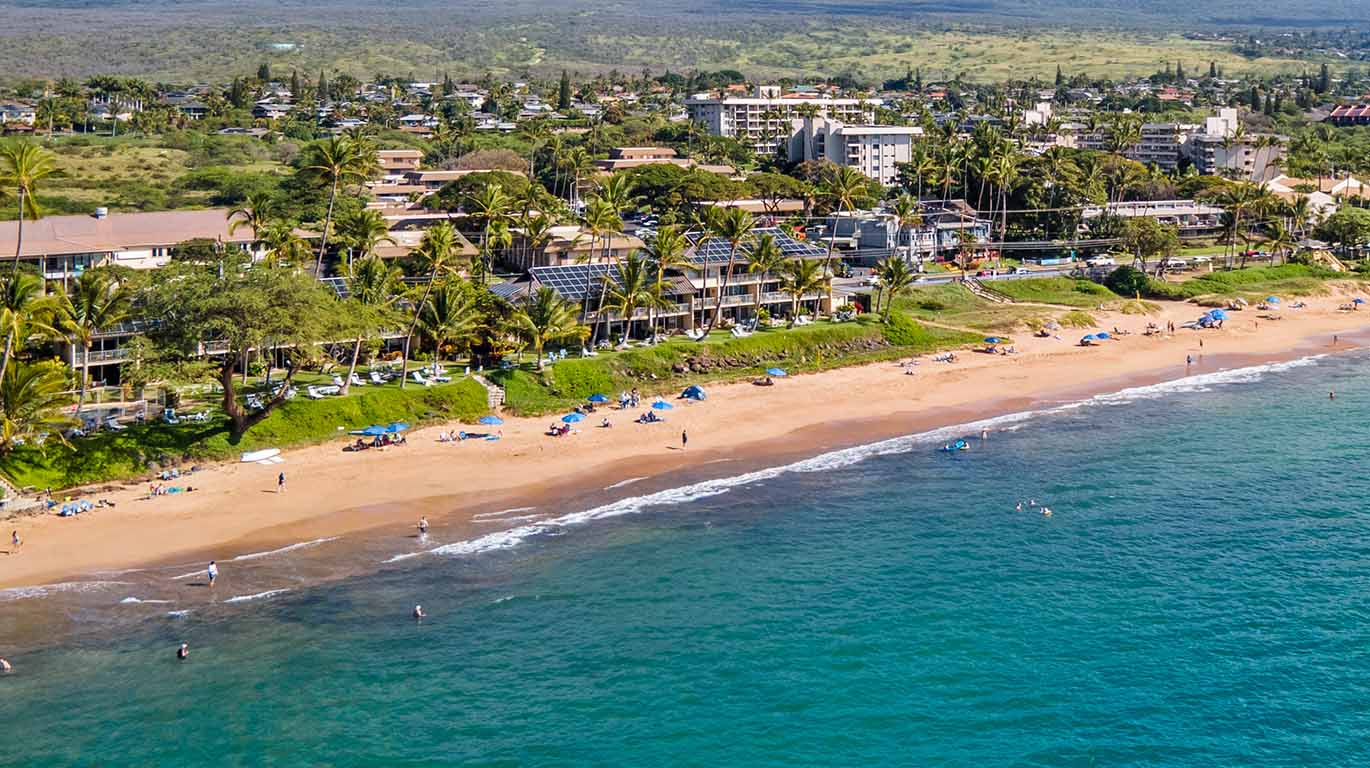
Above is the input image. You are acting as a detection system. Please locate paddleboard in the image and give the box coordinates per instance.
[241,448,281,463]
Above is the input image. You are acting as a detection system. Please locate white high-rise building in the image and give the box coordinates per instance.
[684,86,879,156]
[788,117,923,186]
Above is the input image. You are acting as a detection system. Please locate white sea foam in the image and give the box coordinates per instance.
[230,536,338,562]
[473,507,535,520]
[475,514,542,524]
[119,597,172,605]
[604,476,648,490]
[0,581,129,602]
[171,570,203,581]
[224,588,291,603]
[385,354,1329,565]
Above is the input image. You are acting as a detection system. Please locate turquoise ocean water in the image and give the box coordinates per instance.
[4,351,1370,766]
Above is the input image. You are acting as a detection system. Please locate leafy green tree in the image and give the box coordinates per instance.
[300,136,376,274]
[778,258,826,325]
[642,225,692,339]
[1120,218,1180,269]
[340,253,402,395]
[400,223,462,387]
[601,252,656,344]
[745,233,785,317]
[0,271,58,394]
[1104,265,1150,297]
[140,254,341,440]
[227,192,280,247]
[418,280,484,361]
[703,206,755,334]
[873,256,915,320]
[1316,207,1370,253]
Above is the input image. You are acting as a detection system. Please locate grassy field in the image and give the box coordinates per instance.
[894,280,1122,332]
[988,278,1116,308]
[1,376,489,490]
[1145,264,1361,304]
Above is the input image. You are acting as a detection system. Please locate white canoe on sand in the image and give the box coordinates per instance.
[240,448,281,463]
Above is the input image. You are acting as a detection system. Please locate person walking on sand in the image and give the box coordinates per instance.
[207,560,218,588]
[681,430,688,450]
[418,517,429,535]
[277,472,286,494]
[11,530,19,551]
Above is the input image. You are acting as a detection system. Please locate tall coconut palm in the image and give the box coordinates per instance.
[0,271,58,393]
[0,361,77,454]
[465,183,512,282]
[340,253,401,395]
[260,221,311,269]
[601,252,656,344]
[400,222,461,387]
[642,225,692,340]
[511,286,587,370]
[745,233,785,318]
[778,258,826,325]
[335,208,394,270]
[419,279,484,363]
[874,256,915,320]
[55,269,130,414]
[890,194,922,261]
[990,149,1020,247]
[0,140,58,278]
[302,136,374,275]
[577,198,622,340]
[703,206,755,334]
[1263,219,1296,266]
[227,192,279,249]
[817,165,868,309]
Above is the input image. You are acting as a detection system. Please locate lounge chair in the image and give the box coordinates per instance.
[428,366,452,383]
[332,375,347,389]
[369,371,387,385]
[163,409,180,425]
[350,373,367,387]
[307,386,327,400]
[411,371,433,387]
[104,416,127,432]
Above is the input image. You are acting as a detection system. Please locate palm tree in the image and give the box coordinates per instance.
[55,270,130,413]
[596,172,639,219]
[779,258,826,325]
[1107,116,1142,157]
[335,208,394,270]
[873,256,915,320]
[260,221,311,269]
[227,192,279,250]
[419,280,483,363]
[890,193,923,261]
[745,233,785,318]
[340,253,401,395]
[817,164,868,311]
[990,149,1020,248]
[465,183,512,282]
[703,206,755,334]
[0,140,58,278]
[0,361,77,454]
[400,223,461,387]
[642,225,692,340]
[302,136,374,274]
[0,271,58,393]
[511,286,588,370]
[578,198,622,342]
[1263,219,1296,266]
[601,252,656,344]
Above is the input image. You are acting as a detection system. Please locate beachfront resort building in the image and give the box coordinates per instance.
[684,85,880,155]
[498,227,836,334]
[787,117,924,185]
[1081,199,1226,237]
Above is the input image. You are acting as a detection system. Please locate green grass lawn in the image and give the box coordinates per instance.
[1,376,489,491]
[1146,264,1358,303]
[988,278,1118,308]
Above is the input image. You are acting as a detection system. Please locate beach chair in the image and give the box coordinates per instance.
[307,386,326,400]
[369,371,387,385]
[163,409,180,425]
[350,373,367,387]
[429,366,452,383]
[104,416,127,432]
[411,371,433,387]
[331,375,347,389]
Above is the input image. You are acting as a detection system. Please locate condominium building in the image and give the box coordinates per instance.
[788,117,923,186]
[1132,122,1198,170]
[684,85,879,155]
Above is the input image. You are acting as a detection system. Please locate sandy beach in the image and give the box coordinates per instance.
[3,295,1368,590]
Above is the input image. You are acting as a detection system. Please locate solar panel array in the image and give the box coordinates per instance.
[529,263,622,301]
[682,227,827,266]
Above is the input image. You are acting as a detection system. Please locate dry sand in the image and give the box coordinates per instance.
[3,296,1367,589]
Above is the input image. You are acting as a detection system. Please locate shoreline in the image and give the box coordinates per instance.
[3,295,1369,593]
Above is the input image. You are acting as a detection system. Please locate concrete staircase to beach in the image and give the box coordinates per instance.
[963,277,1014,304]
[473,375,505,409]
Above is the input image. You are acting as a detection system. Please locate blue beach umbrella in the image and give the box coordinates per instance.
[561,412,585,423]
[1081,334,1098,341]
[478,415,504,426]
[651,400,674,410]
[1095,331,1111,340]
[681,385,707,401]
[587,393,609,403]
[1265,296,1281,304]
[353,425,388,436]
[386,422,410,433]
[983,337,1004,344]
[1206,309,1229,321]
[1354,298,1366,305]
[766,367,788,377]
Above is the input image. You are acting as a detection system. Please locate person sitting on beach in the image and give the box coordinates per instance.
[413,605,426,620]
[601,418,612,428]
[177,643,189,660]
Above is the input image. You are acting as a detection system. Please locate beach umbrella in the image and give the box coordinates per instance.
[766,367,788,377]
[386,422,410,433]
[1206,309,1228,321]
[1265,296,1281,304]
[352,425,388,436]
[651,400,674,410]
[681,385,707,401]
[1355,298,1366,305]
[1095,331,1111,339]
[983,337,1004,344]
[478,415,504,426]
[587,393,609,403]
[561,412,585,423]
[1080,334,1097,343]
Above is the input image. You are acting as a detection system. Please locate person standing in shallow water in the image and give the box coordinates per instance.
[681,430,688,450]
[177,643,189,660]
[207,561,218,587]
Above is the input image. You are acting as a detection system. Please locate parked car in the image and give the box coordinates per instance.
[1012,267,1031,275]
[1086,256,1116,268]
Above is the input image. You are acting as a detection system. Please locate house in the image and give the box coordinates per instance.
[593,147,735,176]
[377,148,423,179]
[0,102,37,126]
[504,225,645,271]
[252,101,292,120]
[1326,104,1370,126]
[1081,200,1225,236]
